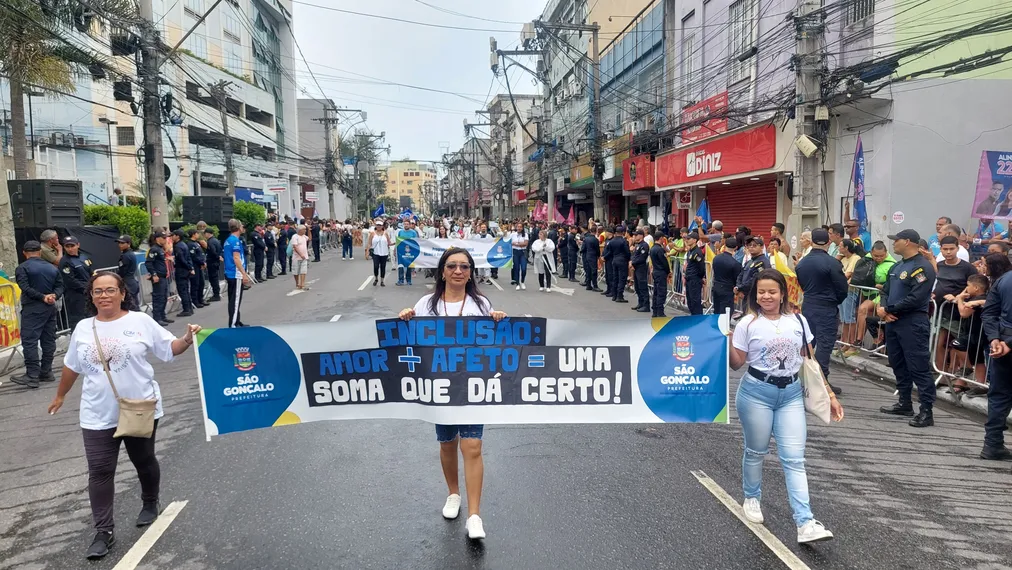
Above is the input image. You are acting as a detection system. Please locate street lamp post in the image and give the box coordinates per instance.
[98,117,118,202]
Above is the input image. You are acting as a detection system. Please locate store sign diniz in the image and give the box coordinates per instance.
[680,91,729,146]
[655,124,776,188]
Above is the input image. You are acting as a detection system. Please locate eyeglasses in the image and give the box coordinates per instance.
[91,287,121,298]
[445,263,472,272]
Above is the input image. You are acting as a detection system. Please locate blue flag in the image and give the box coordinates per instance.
[852,137,872,247]
[688,199,710,231]
[398,208,415,220]
[372,203,385,218]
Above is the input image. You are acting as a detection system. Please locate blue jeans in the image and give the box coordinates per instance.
[342,240,352,258]
[511,249,528,283]
[398,266,413,284]
[735,373,813,527]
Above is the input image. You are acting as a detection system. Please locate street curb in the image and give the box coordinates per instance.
[831,352,1000,421]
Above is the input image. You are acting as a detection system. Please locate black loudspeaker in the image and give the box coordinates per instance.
[182,196,234,224]
[9,179,84,227]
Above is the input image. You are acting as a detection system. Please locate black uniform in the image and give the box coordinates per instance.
[649,243,670,317]
[117,249,140,311]
[251,231,266,281]
[581,233,600,290]
[15,257,63,379]
[275,229,289,275]
[710,251,742,317]
[563,232,580,281]
[736,254,771,295]
[684,245,706,315]
[172,239,194,313]
[981,272,1012,451]
[205,236,223,300]
[145,244,169,322]
[188,238,206,306]
[631,240,650,311]
[264,230,277,278]
[795,249,849,379]
[605,236,630,302]
[547,228,560,271]
[58,252,94,331]
[882,254,936,413]
[311,222,322,261]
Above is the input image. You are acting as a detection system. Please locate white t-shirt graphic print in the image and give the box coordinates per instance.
[64,312,176,430]
[732,313,813,376]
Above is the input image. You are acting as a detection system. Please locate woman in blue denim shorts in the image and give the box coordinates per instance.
[399,247,507,540]
[729,269,844,544]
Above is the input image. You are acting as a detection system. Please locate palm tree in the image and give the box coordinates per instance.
[0,0,138,178]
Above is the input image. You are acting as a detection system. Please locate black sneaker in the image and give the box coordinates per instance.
[615,298,629,303]
[208,296,222,302]
[10,374,39,389]
[178,311,194,317]
[909,410,934,428]
[38,373,56,383]
[136,501,161,527]
[980,446,1012,461]
[636,307,651,313]
[163,318,175,323]
[267,275,276,279]
[86,531,115,560]
[880,402,915,416]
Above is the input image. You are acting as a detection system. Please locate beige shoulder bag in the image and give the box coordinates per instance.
[92,320,157,438]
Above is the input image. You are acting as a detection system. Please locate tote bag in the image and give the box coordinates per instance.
[795,315,832,425]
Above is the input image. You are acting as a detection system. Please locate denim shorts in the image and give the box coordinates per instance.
[839,290,859,323]
[435,424,484,443]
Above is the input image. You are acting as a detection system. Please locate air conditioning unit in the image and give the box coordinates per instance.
[75,137,85,146]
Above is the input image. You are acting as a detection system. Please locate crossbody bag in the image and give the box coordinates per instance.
[92,320,157,438]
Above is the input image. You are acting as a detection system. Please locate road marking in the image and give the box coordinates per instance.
[523,314,532,317]
[307,278,319,285]
[358,276,373,291]
[112,500,188,570]
[330,314,342,322]
[490,279,503,291]
[286,289,305,297]
[690,470,811,570]
[426,284,434,290]
[550,285,575,296]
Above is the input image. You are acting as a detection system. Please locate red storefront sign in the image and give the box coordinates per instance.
[656,124,777,188]
[680,92,729,146]
[622,154,655,192]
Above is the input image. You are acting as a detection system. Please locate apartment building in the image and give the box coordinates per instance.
[384,161,438,215]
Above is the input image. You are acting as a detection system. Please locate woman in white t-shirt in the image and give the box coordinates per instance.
[398,247,507,541]
[366,220,394,287]
[531,229,556,292]
[730,268,843,545]
[47,272,200,561]
[507,222,529,290]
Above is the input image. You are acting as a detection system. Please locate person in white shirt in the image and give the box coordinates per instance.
[531,230,556,291]
[398,248,506,541]
[730,268,843,545]
[935,223,970,263]
[366,220,394,286]
[507,222,529,290]
[47,271,200,560]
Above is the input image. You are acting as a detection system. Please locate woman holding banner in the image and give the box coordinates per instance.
[398,247,507,541]
[729,269,843,545]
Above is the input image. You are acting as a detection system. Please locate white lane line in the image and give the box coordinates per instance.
[490,279,503,291]
[330,314,342,322]
[426,284,434,290]
[523,314,532,317]
[112,500,188,570]
[286,289,305,297]
[307,278,319,285]
[690,471,811,570]
[550,285,575,296]
[357,275,373,291]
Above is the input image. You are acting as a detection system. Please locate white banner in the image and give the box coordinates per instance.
[396,237,515,269]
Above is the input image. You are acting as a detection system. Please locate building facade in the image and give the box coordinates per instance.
[384,161,438,215]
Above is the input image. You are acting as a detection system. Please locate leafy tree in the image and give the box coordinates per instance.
[233,201,266,236]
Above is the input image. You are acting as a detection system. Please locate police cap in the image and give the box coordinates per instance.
[887,229,920,242]
[23,240,42,252]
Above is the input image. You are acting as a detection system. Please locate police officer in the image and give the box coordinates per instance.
[11,241,63,389]
[630,230,650,313]
[171,229,195,317]
[187,229,207,308]
[581,228,601,291]
[145,231,172,325]
[204,228,223,301]
[712,237,742,316]
[251,224,267,281]
[563,225,580,281]
[878,228,937,428]
[600,227,616,298]
[58,236,94,331]
[115,235,140,311]
[981,262,1012,461]
[795,228,849,396]
[605,226,630,303]
[547,223,561,275]
[684,231,706,315]
[735,236,770,297]
[275,222,289,276]
[649,232,669,317]
[264,222,277,279]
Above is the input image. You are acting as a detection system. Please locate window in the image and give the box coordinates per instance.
[728,0,756,84]
[224,13,242,42]
[186,31,208,59]
[185,0,203,17]
[116,126,135,146]
[682,32,697,99]
[224,44,243,75]
[845,0,875,25]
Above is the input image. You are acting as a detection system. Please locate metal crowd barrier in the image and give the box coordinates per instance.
[929,298,990,395]
[834,284,889,360]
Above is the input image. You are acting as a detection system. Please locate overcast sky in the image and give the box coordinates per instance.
[292,0,548,163]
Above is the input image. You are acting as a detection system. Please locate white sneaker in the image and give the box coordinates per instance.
[516,285,521,291]
[742,498,764,524]
[520,283,526,290]
[797,520,834,544]
[466,514,486,540]
[442,494,461,519]
[350,257,354,260]
[539,286,544,291]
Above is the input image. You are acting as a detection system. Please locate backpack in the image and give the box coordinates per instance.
[850,257,877,289]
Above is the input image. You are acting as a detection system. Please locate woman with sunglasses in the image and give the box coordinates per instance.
[398,248,506,541]
[366,220,394,287]
[47,271,200,560]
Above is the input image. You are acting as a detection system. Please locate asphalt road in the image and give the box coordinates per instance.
[1,250,1011,570]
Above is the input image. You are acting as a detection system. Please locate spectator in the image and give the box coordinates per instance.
[936,224,970,263]
[928,216,953,257]
[854,241,896,352]
[793,231,813,265]
[948,274,990,393]
[39,229,63,266]
[771,223,791,257]
[827,223,845,259]
[838,239,865,350]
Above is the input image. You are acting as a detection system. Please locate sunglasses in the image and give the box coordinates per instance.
[445,263,471,272]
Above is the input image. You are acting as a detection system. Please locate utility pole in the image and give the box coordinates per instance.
[208,80,235,195]
[193,145,201,196]
[590,22,604,222]
[139,0,167,225]
[314,104,340,220]
[791,1,824,236]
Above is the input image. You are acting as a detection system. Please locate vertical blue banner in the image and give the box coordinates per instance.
[852,136,872,246]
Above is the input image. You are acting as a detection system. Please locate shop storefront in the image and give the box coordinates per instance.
[603,134,631,224]
[655,122,792,238]
[621,152,655,225]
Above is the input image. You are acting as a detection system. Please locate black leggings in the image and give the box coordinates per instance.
[373,254,388,278]
[82,420,160,532]
[538,271,552,289]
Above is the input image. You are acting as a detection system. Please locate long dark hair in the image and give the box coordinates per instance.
[841,238,866,257]
[985,252,1012,282]
[427,247,489,316]
[85,271,132,314]
[746,269,791,317]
